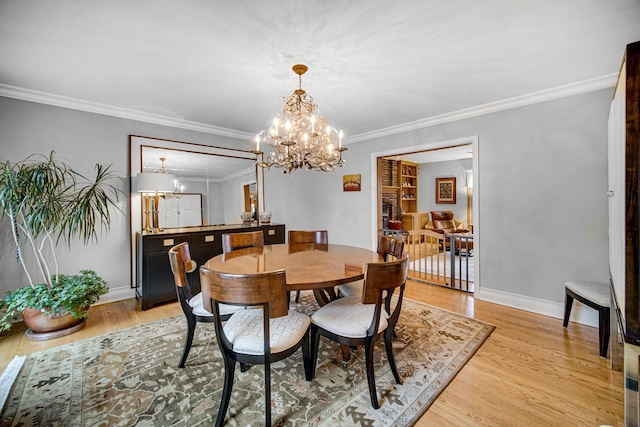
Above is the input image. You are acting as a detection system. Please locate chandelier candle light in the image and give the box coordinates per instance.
[253,64,346,173]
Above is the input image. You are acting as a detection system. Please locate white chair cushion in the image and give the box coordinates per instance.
[189,293,242,317]
[311,296,389,338]
[223,309,310,355]
[565,280,610,308]
[337,280,363,297]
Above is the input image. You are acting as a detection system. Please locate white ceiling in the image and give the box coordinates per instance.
[1,0,639,149]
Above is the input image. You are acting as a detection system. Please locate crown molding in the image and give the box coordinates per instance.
[213,166,256,183]
[1,73,617,145]
[0,84,253,140]
[345,73,618,144]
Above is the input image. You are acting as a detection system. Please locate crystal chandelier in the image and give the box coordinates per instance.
[253,64,346,173]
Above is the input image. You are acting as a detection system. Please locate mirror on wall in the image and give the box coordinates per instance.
[243,182,258,217]
[130,135,263,236]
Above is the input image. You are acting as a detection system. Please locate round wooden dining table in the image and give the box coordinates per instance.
[202,243,383,306]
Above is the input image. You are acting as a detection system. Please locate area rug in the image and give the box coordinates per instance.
[0,295,494,426]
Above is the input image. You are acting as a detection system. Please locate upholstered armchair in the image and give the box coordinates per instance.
[425,211,472,253]
[426,211,469,234]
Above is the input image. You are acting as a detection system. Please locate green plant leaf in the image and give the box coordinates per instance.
[0,270,110,332]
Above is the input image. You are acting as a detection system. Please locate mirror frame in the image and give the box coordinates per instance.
[129,134,263,288]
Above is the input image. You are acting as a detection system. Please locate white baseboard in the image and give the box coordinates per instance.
[476,287,599,328]
[93,286,136,306]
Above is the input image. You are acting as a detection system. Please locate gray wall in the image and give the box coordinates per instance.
[265,88,611,322]
[0,86,611,324]
[417,160,470,226]
[0,97,246,300]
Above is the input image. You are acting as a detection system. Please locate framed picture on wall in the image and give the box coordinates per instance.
[436,177,456,204]
[343,174,361,191]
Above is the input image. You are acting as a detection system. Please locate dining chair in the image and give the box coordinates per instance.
[288,230,329,302]
[200,267,313,427]
[168,242,242,368]
[221,230,264,254]
[337,234,404,298]
[309,255,409,409]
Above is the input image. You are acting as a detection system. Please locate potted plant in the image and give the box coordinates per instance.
[0,151,122,338]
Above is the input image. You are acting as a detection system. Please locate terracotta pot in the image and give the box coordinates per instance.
[21,307,87,333]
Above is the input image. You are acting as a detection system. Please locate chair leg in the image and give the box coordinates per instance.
[295,290,301,303]
[563,291,573,328]
[384,328,402,385]
[215,351,236,427]
[309,325,321,378]
[265,359,271,427]
[364,336,380,409]
[599,307,611,358]
[302,330,313,381]
[178,315,196,368]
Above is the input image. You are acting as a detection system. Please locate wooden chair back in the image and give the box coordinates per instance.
[377,235,405,261]
[391,238,405,259]
[200,267,288,318]
[169,242,200,321]
[222,230,264,254]
[169,242,197,293]
[361,255,409,305]
[200,266,311,426]
[288,230,328,244]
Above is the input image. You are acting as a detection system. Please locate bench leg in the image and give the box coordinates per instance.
[563,291,573,327]
[599,307,610,358]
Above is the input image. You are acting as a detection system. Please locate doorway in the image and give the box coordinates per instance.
[370,136,479,293]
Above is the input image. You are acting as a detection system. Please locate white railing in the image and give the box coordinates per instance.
[403,230,474,292]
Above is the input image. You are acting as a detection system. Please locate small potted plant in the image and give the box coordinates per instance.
[0,151,122,338]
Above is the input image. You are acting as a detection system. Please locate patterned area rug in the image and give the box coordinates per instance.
[0,295,494,426]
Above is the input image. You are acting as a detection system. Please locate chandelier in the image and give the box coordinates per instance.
[159,158,185,198]
[253,64,346,173]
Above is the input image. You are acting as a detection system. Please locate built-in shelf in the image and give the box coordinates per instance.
[400,161,418,214]
[377,159,419,229]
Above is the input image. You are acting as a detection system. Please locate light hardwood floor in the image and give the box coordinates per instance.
[0,280,623,426]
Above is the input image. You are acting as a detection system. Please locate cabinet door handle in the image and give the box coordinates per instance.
[268,229,276,236]
[205,235,214,242]
[163,239,175,247]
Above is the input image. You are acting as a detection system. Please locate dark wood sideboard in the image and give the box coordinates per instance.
[608,41,640,425]
[136,223,285,310]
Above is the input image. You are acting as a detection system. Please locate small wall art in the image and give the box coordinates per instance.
[436,177,456,204]
[343,174,361,192]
